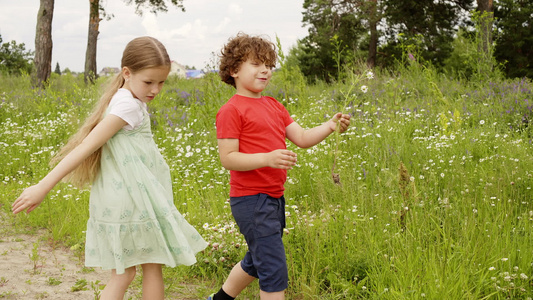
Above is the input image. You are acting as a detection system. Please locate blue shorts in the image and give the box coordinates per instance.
[230,193,288,293]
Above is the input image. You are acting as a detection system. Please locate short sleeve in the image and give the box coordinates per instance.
[108,89,145,130]
[216,103,241,139]
[275,99,294,127]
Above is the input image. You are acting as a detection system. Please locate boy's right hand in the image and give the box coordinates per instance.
[12,184,47,214]
[266,149,297,170]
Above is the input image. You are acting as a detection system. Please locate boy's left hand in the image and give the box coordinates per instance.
[330,113,351,133]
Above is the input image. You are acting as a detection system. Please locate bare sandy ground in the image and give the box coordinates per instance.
[0,211,209,300]
[0,212,136,299]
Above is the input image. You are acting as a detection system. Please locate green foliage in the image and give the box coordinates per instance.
[443,29,477,78]
[494,0,533,78]
[47,277,62,286]
[268,36,307,101]
[379,0,459,71]
[71,279,88,292]
[1,62,532,299]
[296,0,532,82]
[298,0,365,83]
[0,35,33,75]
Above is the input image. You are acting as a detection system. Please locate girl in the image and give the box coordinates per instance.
[12,36,207,300]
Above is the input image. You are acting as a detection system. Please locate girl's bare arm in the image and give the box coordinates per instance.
[12,115,127,214]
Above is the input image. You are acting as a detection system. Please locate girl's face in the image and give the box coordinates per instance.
[122,66,170,103]
[231,58,273,98]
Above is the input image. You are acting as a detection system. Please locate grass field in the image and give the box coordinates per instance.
[1,63,532,299]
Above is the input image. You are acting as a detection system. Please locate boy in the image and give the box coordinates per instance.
[208,33,351,300]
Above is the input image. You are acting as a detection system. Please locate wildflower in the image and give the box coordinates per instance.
[361,85,368,93]
[479,120,485,125]
[366,71,374,79]
[489,266,496,271]
[501,258,508,262]
[520,273,528,280]
[440,173,445,178]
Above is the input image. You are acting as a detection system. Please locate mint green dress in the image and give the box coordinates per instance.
[84,106,207,274]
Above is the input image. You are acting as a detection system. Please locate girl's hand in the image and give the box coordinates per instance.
[266,149,298,170]
[12,184,48,214]
[329,113,351,133]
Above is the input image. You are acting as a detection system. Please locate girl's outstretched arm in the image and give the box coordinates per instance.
[286,112,351,149]
[12,115,127,214]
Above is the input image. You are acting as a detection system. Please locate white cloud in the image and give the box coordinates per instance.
[228,3,243,15]
[141,14,160,36]
[1,0,307,71]
[214,17,232,34]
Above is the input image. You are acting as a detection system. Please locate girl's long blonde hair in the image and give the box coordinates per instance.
[51,36,171,188]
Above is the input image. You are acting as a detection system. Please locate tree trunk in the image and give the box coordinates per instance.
[84,0,100,84]
[476,0,493,55]
[34,0,54,88]
[366,0,378,68]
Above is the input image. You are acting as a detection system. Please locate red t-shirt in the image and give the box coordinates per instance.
[216,94,294,198]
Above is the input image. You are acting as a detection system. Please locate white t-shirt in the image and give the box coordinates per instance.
[108,88,147,131]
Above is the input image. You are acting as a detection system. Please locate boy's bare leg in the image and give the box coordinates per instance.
[100,267,136,300]
[140,263,164,300]
[260,290,285,300]
[222,263,256,297]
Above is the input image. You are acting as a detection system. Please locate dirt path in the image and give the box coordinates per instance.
[0,213,139,299]
[0,210,211,300]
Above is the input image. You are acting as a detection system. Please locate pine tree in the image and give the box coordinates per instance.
[54,62,61,75]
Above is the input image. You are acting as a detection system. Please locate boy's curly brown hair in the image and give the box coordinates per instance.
[219,32,277,88]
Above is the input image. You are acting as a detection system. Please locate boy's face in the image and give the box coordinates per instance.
[231,58,273,98]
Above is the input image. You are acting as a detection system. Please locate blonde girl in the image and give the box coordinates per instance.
[12,36,207,300]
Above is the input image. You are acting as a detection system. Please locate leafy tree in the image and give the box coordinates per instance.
[298,0,366,82]
[0,35,34,75]
[84,0,185,83]
[34,0,54,87]
[296,0,473,81]
[380,0,473,69]
[494,0,533,78]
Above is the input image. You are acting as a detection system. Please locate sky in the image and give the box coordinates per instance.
[0,0,308,72]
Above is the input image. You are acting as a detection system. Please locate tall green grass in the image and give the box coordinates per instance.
[1,64,531,299]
